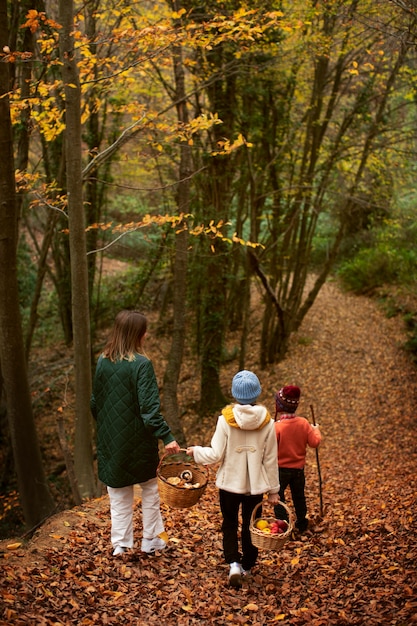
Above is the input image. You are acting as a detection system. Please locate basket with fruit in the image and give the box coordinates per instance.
[249,501,293,550]
[157,449,208,509]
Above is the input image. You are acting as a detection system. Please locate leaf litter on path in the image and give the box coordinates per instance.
[1,281,416,625]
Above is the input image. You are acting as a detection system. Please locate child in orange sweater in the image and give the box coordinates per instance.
[274,385,321,533]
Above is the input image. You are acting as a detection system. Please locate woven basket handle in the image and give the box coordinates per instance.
[157,448,208,478]
[158,447,191,466]
[250,499,294,528]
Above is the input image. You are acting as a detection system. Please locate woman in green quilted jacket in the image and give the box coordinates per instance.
[91,310,180,556]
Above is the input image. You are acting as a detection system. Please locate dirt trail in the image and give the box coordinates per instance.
[256,279,417,516]
[1,280,416,625]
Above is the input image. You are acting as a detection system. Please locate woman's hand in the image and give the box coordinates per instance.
[165,441,181,454]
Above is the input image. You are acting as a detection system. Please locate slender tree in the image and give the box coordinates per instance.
[0,0,55,528]
[59,0,96,498]
[162,0,191,446]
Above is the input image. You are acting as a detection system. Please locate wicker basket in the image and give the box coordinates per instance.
[157,449,208,509]
[250,501,293,550]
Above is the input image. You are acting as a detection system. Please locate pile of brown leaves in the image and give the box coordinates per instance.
[1,281,416,625]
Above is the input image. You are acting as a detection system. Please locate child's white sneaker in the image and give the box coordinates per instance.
[228,562,243,587]
[141,537,167,553]
[112,546,127,556]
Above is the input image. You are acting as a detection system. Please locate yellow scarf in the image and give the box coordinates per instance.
[221,404,271,429]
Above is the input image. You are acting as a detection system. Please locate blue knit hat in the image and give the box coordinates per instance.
[231,370,262,404]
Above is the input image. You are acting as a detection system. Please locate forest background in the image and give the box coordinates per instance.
[0,0,417,538]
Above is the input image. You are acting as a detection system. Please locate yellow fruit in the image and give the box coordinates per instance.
[262,528,271,534]
[255,519,269,530]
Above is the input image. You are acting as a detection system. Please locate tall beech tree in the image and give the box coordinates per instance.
[0,0,55,528]
[10,0,56,359]
[161,0,191,446]
[59,0,96,498]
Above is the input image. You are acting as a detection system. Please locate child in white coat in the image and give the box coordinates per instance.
[187,370,280,587]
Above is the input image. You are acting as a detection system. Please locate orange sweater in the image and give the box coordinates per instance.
[275,415,321,469]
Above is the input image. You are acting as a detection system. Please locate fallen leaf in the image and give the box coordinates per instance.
[1,280,416,626]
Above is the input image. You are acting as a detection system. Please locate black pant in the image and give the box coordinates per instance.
[219,489,263,571]
[274,467,308,532]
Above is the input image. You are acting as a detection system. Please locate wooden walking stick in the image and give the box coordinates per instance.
[310,404,324,518]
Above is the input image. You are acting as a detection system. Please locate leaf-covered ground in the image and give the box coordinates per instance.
[1,281,416,625]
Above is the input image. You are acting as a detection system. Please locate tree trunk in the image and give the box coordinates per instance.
[24,210,59,357]
[197,39,236,412]
[199,237,230,412]
[84,0,103,304]
[11,0,46,359]
[59,0,96,498]
[0,0,55,528]
[162,2,190,446]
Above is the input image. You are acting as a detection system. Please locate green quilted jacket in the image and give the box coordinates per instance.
[91,353,175,488]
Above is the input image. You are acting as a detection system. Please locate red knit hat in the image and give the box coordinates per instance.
[275,385,301,414]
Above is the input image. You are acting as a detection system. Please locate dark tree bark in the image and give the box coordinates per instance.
[9,0,47,358]
[59,0,96,498]
[162,1,190,446]
[0,0,55,528]
[83,0,106,306]
[197,47,236,412]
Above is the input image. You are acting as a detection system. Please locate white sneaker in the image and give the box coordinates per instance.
[228,562,243,587]
[141,537,167,554]
[112,546,127,556]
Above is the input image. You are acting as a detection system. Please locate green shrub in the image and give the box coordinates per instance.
[337,248,395,294]
[337,235,417,295]
[30,288,64,348]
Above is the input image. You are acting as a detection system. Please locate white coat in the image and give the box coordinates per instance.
[192,404,280,496]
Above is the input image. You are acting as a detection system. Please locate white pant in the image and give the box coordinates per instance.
[107,478,165,550]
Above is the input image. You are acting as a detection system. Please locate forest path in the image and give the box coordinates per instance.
[1,279,416,625]
[252,278,417,513]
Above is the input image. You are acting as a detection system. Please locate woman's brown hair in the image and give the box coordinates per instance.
[102,310,147,362]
